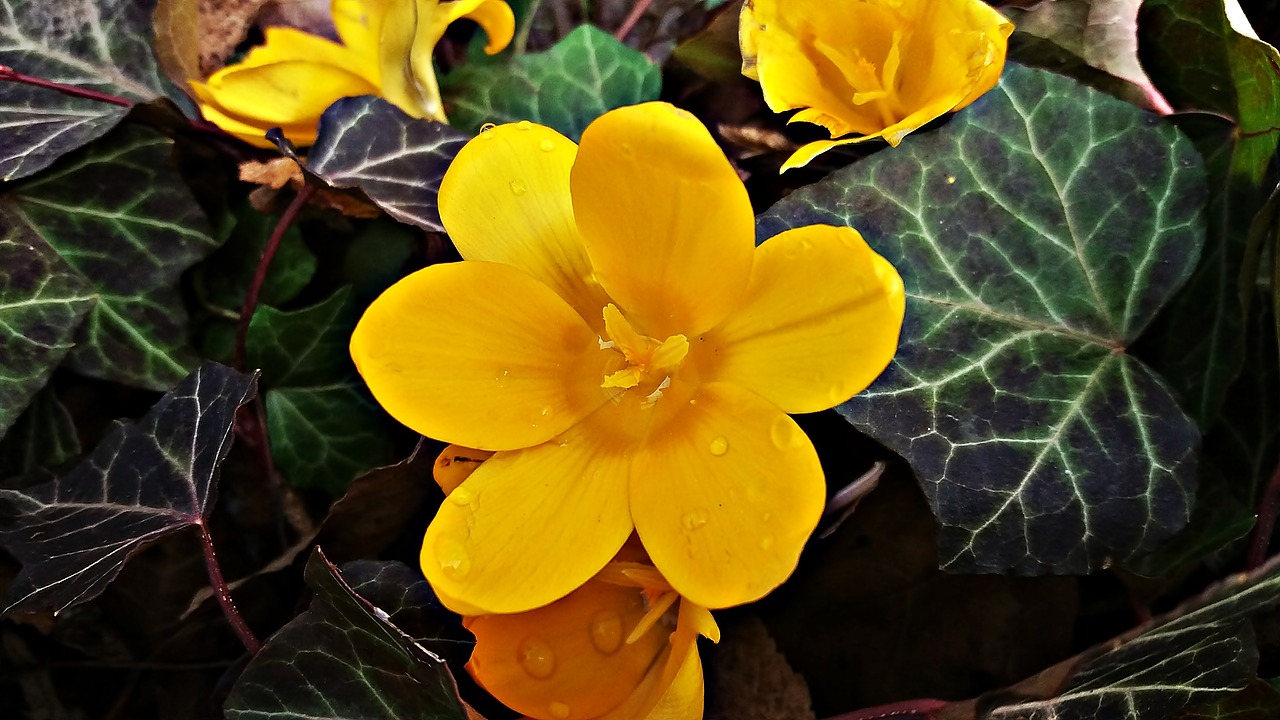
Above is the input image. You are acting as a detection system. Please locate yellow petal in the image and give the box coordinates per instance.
[438,122,610,329]
[198,60,379,127]
[465,578,667,720]
[630,382,824,609]
[701,225,904,413]
[223,27,364,74]
[421,421,633,614]
[350,261,609,451]
[189,97,320,147]
[599,602,715,720]
[379,0,515,121]
[331,0,393,78]
[571,103,754,339]
[433,444,494,494]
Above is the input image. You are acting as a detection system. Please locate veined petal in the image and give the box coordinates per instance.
[439,123,610,329]
[702,225,904,414]
[198,60,379,126]
[571,103,754,339]
[465,579,667,720]
[630,382,824,609]
[434,444,494,494]
[421,422,633,614]
[222,27,361,73]
[431,0,515,55]
[331,0,393,80]
[350,261,609,451]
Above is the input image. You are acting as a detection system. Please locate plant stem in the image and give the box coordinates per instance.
[514,0,545,54]
[0,63,134,107]
[614,0,656,42]
[197,520,261,654]
[822,698,951,720]
[233,184,316,372]
[1246,459,1280,569]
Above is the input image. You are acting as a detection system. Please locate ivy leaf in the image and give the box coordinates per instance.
[223,548,468,720]
[0,219,95,439]
[1176,680,1280,720]
[0,0,171,181]
[986,559,1280,719]
[341,560,473,664]
[758,63,1206,574]
[2,124,220,390]
[0,385,80,478]
[195,201,317,314]
[265,385,395,495]
[0,362,255,615]
[307,97,468,233]
[441,24,661,140]
[1003,0,1172,111]
[245,289,396,494]
[314,443,438,563]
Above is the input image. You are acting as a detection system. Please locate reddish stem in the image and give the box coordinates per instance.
[1246,459,1280,569]
[823,699,951,720]
[614,0,656,41]
[0,63,134,107]
[197,520,261,654]
[234,184,316,372]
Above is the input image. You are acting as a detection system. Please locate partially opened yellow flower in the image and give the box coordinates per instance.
[350,102,905,615]
[191,0,514,147]
[740,0,1013,170]
[436,446,717,720]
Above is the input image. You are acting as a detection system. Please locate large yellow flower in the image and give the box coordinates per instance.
[190,0,514,147]
[350,102,905,615]
[436,445,716,720]
[740,0,1013,170]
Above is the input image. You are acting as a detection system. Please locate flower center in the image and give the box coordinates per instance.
[598,304,688,403]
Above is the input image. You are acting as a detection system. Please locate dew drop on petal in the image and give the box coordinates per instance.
[518,636,556,679]
[770,416,798,449]
[589,610,623,654]
[448,485,474,506]
[550,702,571,719]
[510,180,528,196]
[517,120,533,131]
[540,138,555,152]
[682,507,709,530]
[436,536,471,578]
[479,122,496,135]
[760,535,775,550]
[709,436,729,456]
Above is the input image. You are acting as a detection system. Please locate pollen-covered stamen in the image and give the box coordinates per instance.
[599,304,689,394]
[845,30,907,126]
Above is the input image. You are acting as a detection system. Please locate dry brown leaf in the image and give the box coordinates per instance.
[154,0,203,88]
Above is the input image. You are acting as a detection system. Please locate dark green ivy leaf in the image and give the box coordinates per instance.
[307,96,468,233]
[0,219,95,439]
[0,362,255,615]
[985,558,1280,720]
[223,548,468,720]
[2,124,220,390]
[0,0,172,181]
[245,288,395,494]
[758,63,1206,575]
[441,24,661,140]
[341,560,473,665]
[0,384,79,479]
[196,201,317,313]
[1176,679,1280,720]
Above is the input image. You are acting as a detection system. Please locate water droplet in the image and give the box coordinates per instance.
[760,535,775,550]
[682,507,709,530]
[800,239,813,250]
[539,138,556,152]
[946,175,956,184]
[770,417,798,449]
[517,120,533,131]
[479,122,496,134]
[708,436,729,456]
[762,512,772,522]
[448,485,474,506]
[518,636,555,679]
[436,536,471,578]
[589,610,623,654]
[510,180,528,196]
[540,405,552,417]
[549,702,571,719]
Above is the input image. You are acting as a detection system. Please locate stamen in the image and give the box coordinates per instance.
[598,337,615,350]
[642,376,671,405]
[626,590,679,645]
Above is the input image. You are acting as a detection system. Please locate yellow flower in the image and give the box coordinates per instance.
[740,0,1013,170]
[436,446,717,720]
[350,102,905,615]
[190,0,514,147]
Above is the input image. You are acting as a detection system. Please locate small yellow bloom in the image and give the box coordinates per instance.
[351,102,905,615]
[740,0,1013,170]
[191,0,515,147]
[436,445,717,720]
